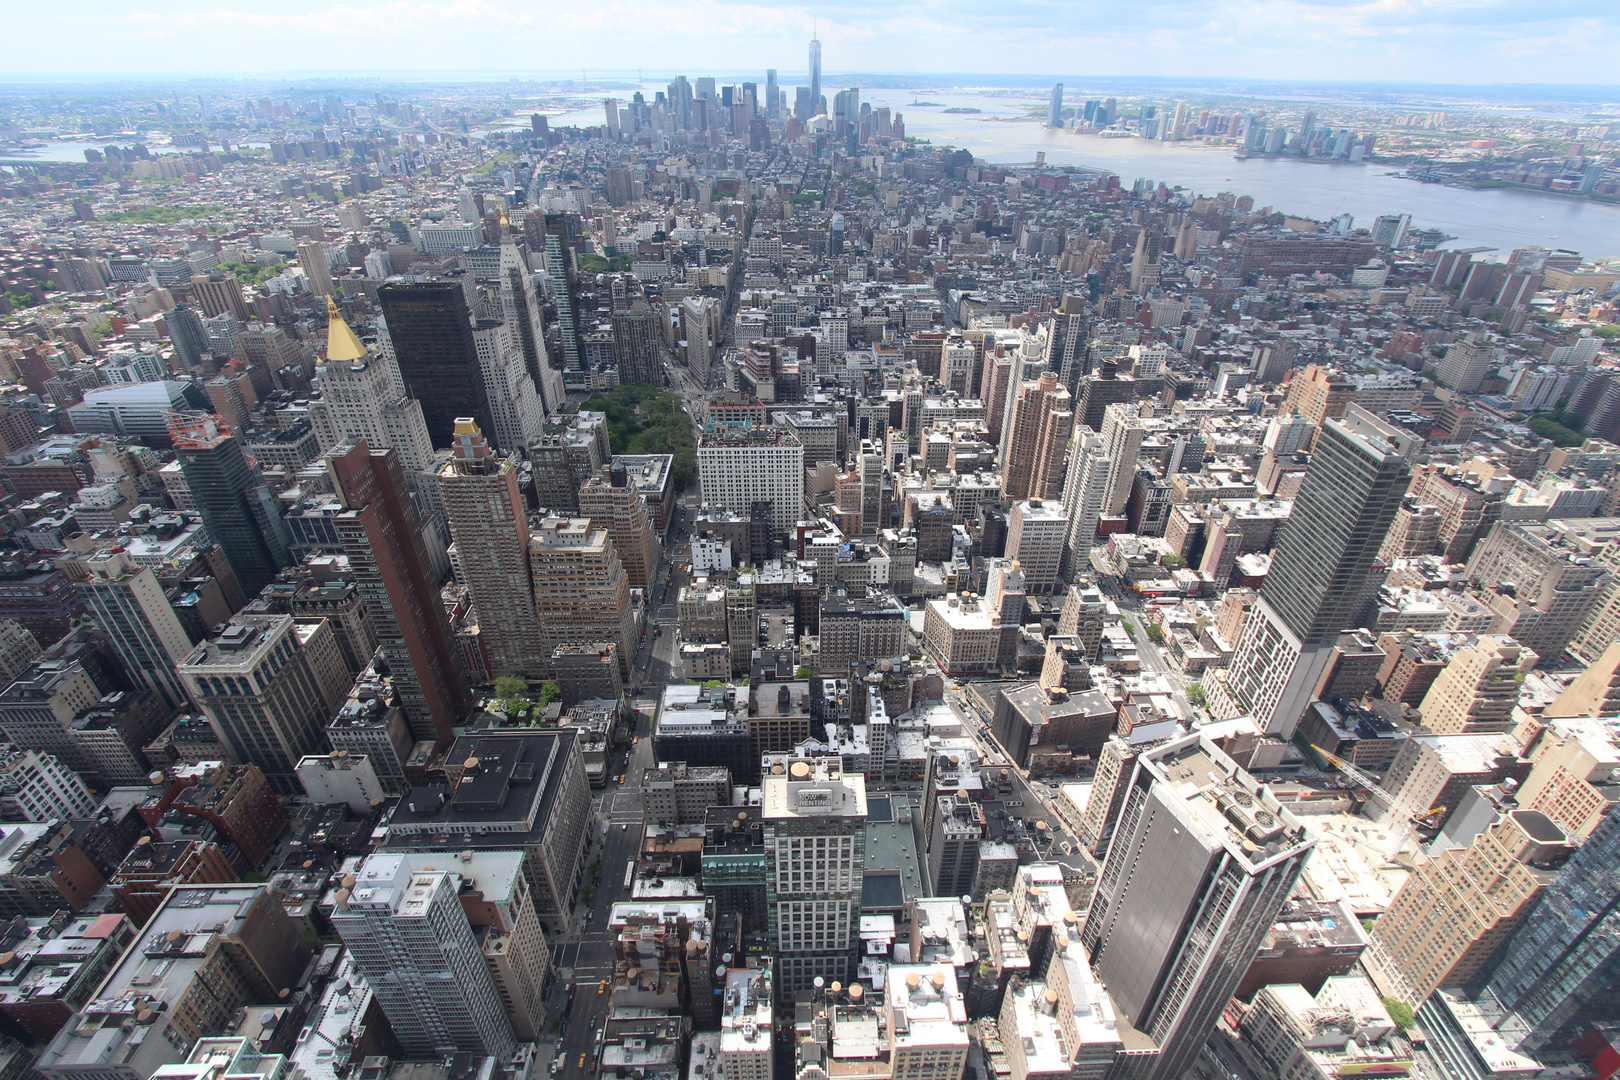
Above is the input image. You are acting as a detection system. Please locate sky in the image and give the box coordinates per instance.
[10,0,1620,86]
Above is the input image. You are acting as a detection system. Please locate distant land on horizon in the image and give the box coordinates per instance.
[3,71,1619,106]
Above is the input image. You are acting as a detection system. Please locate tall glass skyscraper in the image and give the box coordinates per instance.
[808,35,822,117]
[1480,806,1620,1049]
[171,413,291,598]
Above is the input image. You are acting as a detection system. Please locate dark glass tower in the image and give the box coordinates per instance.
[1479,806,1620,1049]
[377,281,494,449]
[163,303,210,371]
[171,415,290,598]
[540,214,582,379]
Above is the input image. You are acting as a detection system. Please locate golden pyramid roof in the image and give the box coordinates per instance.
[326,297,369,363]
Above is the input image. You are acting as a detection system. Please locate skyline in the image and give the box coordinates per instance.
[9,0,1620,86]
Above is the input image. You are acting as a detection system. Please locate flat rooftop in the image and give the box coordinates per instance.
[761,759,867,819]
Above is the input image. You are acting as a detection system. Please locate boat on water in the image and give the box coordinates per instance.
[1096,129,1136,139]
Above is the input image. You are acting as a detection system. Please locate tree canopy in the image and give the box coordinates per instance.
[582,385,696,490]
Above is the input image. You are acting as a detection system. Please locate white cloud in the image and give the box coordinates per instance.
[8,0,1620,82]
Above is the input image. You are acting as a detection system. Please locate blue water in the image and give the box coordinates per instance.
[553,85,1620,256]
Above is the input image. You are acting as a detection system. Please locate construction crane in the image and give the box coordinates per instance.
[1311,745,1444,858]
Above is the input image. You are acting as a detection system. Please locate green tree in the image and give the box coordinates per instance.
[1381,998,1416,1031]
[220,260,285,286]
[1186,684,1207,707]
[105,205,222,224]
[1528,413,1586,447]
[1145,624,1165,645]
[581,385,698,489]
[537,682,561,706]
[577,253,633,273]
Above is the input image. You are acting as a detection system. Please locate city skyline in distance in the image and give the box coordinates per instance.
[8,0,1620,86]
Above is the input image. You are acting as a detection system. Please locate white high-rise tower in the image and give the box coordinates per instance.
[333,854,517,1059]
[808,35,822,116]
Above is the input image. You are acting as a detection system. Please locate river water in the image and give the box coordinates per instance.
[552,85,1620,257]
[12,87,1618,256]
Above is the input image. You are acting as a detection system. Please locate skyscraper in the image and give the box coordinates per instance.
[436,419,547,679]
[1000,371,1073,502]
[1061,427,1110,577]
[763,756,866,996]
[1099,403,1145,518]
[1047,84,1064,127]
[360,849,550,1041]
[158,305,208,374]
[178,615,350,795]
[74,549,195,713]
[169,413,290,599]
[1372,806,1571,1004]
[1082,734,1314,1080]
[1473,806,1620,1051]
[328,441,471,742]
[577,462,659,592]
[377,281,495,449]
[697,427,805,537]
[1129,227,1162,293]
[611,299,662,387]
[333,854,517,1059]
[470,317,545,453]
[528,516,637,680]
[297,241,334,297]
[312,300,436,473]
[537,214,583,380]
[808,35,822,116]
[1217,411,1410,736]
[1437,333,1495,394]
[766,68,779,119]
[499,241,567,416]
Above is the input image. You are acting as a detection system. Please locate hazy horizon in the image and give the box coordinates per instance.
[10,0,1620,89]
